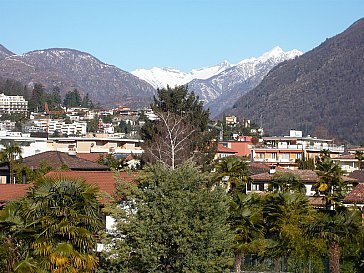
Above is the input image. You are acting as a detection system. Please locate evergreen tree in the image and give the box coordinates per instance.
[100,163,234,273]
[63,89,82,107]
[29,83,46,112]
[141,85,215,170]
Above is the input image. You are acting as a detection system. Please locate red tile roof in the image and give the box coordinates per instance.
[45,170,136,203]
[0,184,31,206]
[217,144,238,154]
[343,183,364,204]
[23,151,109,171]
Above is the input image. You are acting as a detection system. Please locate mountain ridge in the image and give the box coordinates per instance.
[227,17,364,144]
[0,47,156,108]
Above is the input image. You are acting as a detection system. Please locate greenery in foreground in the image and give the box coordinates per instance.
[99,163,234,273]
[1,86,364,273]
[0,176,102,273]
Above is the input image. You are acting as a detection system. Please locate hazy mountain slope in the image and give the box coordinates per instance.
[228,18,364,144]
[0,48,155,107]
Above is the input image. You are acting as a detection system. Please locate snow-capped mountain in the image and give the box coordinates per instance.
[132,47,302,117]
[131,61,231,89]
[189,47,302,117]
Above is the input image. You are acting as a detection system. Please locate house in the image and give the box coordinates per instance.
[219,137,253,157]
[49,136,144,155]
[214,143,238,159]
[332,154,361,173]
[251,130,344,169]
[247,169,357,197]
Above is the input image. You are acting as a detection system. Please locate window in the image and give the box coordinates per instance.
[282,153,289,160]
[296,153,302,159]
[271,152,277,159]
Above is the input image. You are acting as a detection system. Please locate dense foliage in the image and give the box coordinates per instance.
[100,163,234,273]
[0,176,102,272]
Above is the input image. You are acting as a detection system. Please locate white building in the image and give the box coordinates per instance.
[0,93,28,114]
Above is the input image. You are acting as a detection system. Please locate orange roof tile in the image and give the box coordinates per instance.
[217,144,238,154]
[0,184,31,204]
[45,170,136,203]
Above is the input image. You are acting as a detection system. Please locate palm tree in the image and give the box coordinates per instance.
[0,142,22,183]
[262,192,314,272]
[229,193,265,273]
[307,210,362,273]
[214,156,249,192]
[1,176,103,272]
[314,156,345,210]
[269,172,306,194]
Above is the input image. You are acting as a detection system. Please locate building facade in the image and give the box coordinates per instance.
[251,130,345,169]
[0,93,28,114]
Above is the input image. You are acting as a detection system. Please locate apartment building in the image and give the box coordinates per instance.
[251,130,345,169]
[0,93,28,114]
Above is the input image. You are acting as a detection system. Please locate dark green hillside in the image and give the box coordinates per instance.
[228,18,364,144]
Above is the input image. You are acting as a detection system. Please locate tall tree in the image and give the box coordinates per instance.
[307,210,362,273]
[28,83,46,112]
[314,156,346,210]
[63,89,82,107]
[141,85,215,170]
[143,111,196,169]
[100,163,234,273]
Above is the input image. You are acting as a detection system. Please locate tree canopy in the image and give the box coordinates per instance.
[100,163,234,273]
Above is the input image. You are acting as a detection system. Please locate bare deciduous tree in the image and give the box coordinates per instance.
[144,111,197,169]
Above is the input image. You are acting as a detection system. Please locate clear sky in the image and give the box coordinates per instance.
[1,0,363,72]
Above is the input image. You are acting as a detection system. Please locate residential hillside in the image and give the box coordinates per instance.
[0,47,156,108]
[228,18,364,144]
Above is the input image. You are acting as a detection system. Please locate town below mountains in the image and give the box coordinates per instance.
[0,17,363,144]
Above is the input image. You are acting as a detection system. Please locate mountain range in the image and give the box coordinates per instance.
[227,17,364,144]
[132,47,302,117]
[1,17,363,143]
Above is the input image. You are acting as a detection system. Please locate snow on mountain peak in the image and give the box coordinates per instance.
[132,47,302,89]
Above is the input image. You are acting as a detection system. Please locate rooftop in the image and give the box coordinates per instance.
[23,151,109,171]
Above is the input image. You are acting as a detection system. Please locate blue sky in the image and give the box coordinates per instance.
[1,0,363,72]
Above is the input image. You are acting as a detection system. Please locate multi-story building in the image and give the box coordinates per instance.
[251,130,345,169]
[0,93,28,114]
